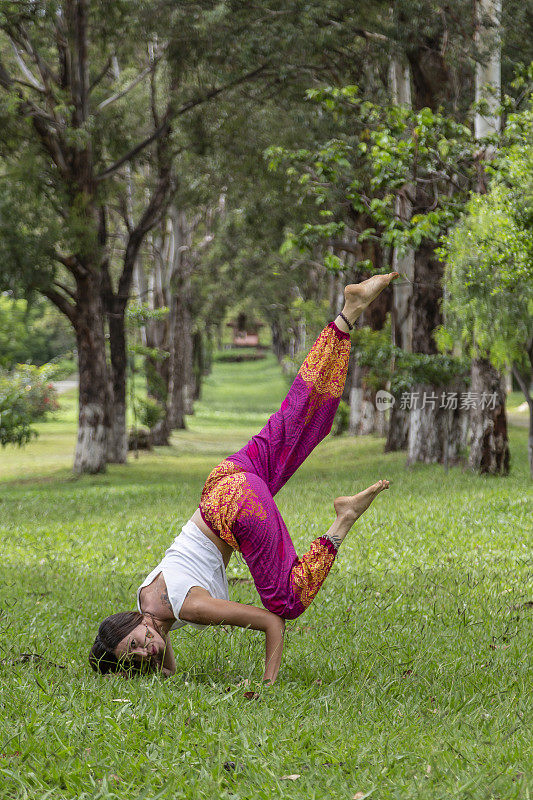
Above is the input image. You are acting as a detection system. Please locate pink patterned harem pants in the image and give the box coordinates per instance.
[199,321,351,619]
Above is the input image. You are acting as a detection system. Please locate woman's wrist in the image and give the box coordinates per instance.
[263,615,285,684]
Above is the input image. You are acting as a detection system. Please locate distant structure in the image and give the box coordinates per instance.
[226,312,264,347]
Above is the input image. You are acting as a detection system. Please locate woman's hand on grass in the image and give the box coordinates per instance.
[180,588,286,686]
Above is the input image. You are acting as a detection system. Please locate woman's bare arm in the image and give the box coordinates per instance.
[161,636,176,677]
[180,588,285,684]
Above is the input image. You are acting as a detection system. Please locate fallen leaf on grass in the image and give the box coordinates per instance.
[0,653,66,669]
[243,691,259,700]
[281,774,300,780]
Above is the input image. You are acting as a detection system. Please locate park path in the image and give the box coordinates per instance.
[52,378,78,395]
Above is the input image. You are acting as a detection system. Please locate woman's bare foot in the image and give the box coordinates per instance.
[342,273,399,325]
[320,480,390,548]
[334,479,390,524]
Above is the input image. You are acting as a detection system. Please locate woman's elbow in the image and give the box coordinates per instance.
[179,597,205,625]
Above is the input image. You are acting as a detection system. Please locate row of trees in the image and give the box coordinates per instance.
[0,1,531,475]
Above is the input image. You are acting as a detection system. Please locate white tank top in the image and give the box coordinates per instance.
[136,518,229,630]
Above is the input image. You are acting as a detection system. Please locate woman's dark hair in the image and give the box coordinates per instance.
[89,611,143,675]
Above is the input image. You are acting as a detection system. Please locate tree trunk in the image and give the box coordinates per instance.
[106,312,128,463]
[511,363,533,478]
[407,382,469,466]
[167,290,187,430]
[151,416,171,447]
[146,352,169,403]
[388,43,455,460]
[204,327,215,375]
[347,255,391,437]
[349,364,380,436]
[74,289,111,474]
[183,318,194,416]
[192,330,204,400]
[474,0,502,140]
[165,207,195,429]
[411,244,444,354]
[468,358,509,474]
[349,363,364,435]
[529,406,533,479]
[389,56,415,453]
[468,3,509,474]
[270,318,292,362]
[294,318,307,356]
[389,58,415,358]
[385,404,410,452]
[403,245,451,464]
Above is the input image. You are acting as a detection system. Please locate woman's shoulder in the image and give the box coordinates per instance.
[138,570,174,620]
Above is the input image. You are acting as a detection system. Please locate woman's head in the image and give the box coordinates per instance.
[89,611,166,675]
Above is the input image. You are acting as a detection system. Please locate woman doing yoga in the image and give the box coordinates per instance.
[89,273,398,683]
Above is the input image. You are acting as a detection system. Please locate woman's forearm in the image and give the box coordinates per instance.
[263,617,285,684]
[162,637,176,676]
[180,590,286,683]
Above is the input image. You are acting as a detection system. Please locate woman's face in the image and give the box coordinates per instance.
[114,618,166,672]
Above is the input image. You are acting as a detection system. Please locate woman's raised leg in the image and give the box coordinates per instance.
[231,472,390,619]
[198,273,397,546]
[226,273,398,496]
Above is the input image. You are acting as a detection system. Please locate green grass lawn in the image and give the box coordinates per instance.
[1,353,532,800]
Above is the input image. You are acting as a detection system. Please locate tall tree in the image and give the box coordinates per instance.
[442,98,533,476]
[468,0,510,474]
[0,0,275,471]
[0,2,177,471]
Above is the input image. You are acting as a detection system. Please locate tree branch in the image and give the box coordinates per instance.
[89,55,112,93]
[512,364,533,406]
[117,161,173,306]
[10,39,44,91]
[0,54,69,176]
[95,108,173,182]
[351,26,389,42]
[53,250,89,279]
[96,62,156,113]
[95,62,269,182]
[30,112,70,176]
[42,287,78,325]
[327,238,360,256]
[318,15,390,43]
[13,22,60,87]
[149,42,160,129]
[52,280,78,302]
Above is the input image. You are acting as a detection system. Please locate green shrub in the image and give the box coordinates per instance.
[48,355,77,380]
[136,396,165,430]
[0,364,59,447]
[214,349,266,363]
[332,399,350,436]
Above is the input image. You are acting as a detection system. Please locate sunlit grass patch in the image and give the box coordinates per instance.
[0,352,532,799]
